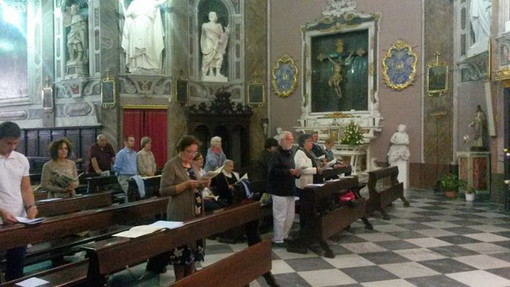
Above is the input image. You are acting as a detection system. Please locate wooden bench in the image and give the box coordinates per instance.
[85,175,124,203]
[287,177,372,258]
[83,202,276,286]
[365,166,410,220]
[127,175,161,201]
[37,192,113,217]
[0,197,168,286]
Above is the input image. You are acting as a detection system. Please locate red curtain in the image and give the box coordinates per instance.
[123,109,168,169]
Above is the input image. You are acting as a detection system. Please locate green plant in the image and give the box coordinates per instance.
[438,173,466,191]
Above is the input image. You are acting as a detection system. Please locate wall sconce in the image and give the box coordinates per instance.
[42,76,54,113]
[260,118,269,138]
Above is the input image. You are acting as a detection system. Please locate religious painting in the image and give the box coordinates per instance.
[382,40,418,91]
[175,79,188,105]
[272,54,298,98]
[247,82,264,107]
[101,75,116,109]
[427,63,448,96]
[310,30,369,112]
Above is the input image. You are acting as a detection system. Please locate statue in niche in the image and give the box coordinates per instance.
[201,11,229,82]
[387,124,410,165]
[469,0,492,53]
[120,0,166,74]
[469,105,489,151]
[64,3,87,65]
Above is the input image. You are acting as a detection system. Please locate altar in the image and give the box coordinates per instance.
[333,144,370,175]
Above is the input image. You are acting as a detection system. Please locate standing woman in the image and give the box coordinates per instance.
[137,136,157,176]
[159,135,207,281]
[41,138,79,198]
[204,136,226,171]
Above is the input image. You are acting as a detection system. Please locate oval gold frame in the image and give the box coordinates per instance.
[382,40,418,91]
[272,54,298,98]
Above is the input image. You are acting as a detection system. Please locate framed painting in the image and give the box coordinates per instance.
[248,82,264,107]
[382,40,418,90]
[101,75,116,109]
[175,79,189,106]
[427,62,448,96]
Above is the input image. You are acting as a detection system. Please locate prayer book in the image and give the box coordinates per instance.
[15,217,45,225]
[113,225,165,238]
[15,277,50,287]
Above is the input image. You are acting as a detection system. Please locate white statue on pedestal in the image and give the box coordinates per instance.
[469,0,492,55]
[65,4,87,65]
[387,124,410,189]
[120,0,165,74]
[201,11,229,82]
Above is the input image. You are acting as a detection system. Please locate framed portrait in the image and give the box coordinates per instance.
[247,82,264,107]
[101,77,116,109]
[329,128,340,142]
[382,40,418,91]
[174,79,189,105]
[427,64,448,96]
[41,86,53,113]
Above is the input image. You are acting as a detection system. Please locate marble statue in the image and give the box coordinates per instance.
[387,124,410,165]
[387,124,410,189]
[65,4,87,64]
[273,127,283,141]
[201,11,229,81]
[120,0,165,74]
[469,105,488,151]
[469,0,492,54]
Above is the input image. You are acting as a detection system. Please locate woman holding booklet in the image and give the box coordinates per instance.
[158,135,210,281]
[41,138,79,199]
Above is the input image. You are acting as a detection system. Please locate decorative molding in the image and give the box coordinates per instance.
[458,51,488,82]
[185,91,252,116]
[118,74,172,96]
[64,102,93,117]
[322,0,358,17]
[382,40,418,91]
[0,110,29,121]
[494,67,510,81]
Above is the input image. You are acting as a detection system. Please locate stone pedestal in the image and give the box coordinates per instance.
[457,151,490,195]
[391,160,409,190]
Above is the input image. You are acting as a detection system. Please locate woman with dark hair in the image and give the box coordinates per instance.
[41,138,79,198]
[158,135,209,281]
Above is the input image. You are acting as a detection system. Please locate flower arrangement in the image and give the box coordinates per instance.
[341,121,365,146]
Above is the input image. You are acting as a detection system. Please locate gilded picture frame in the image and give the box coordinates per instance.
[101,72,116,109]
[272,54,298,98]
[427,53,448,96]
[247,82,264,107]
[382,40,418,91]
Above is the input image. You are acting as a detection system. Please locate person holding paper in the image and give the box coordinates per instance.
[159,135,208,280]
[211,159,239,206]
[193,153,226,212]
[294,134,323,229]
[41,138,79,199]
[267,131,301,246]
[0,121,38,281]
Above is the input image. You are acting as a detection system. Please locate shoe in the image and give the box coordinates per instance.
[272,241,286,248]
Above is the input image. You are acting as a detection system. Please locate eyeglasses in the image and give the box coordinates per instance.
[184,150,198,156]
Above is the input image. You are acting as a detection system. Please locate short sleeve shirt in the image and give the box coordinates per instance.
[0,151,29,223]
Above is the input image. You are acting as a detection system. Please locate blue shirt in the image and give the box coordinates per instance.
[113,147,137,176]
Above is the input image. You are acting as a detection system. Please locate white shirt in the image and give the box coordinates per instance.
[294,149,317,189]
[0,151,29,223]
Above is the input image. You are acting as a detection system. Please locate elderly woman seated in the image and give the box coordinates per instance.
[211,159,240,206]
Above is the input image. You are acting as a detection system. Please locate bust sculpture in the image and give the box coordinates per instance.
[201,11,229,81]
[387,124,410,165]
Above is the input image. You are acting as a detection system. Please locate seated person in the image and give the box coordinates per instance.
[211,159,239,206]
[41,138,79,198]
[193,153,227,212]
[322,137,352,180]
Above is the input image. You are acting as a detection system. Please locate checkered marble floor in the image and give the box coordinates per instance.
[108,189,510,286]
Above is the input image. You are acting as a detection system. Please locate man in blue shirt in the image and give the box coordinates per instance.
[113,136,137,202]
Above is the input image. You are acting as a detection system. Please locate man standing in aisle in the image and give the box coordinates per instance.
[113,135,137,202]
[267,131,300,246]
[0,121,38,281]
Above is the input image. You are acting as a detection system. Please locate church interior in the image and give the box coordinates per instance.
[2,0,510,286]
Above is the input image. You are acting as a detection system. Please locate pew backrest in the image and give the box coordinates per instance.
[37,192,113,217]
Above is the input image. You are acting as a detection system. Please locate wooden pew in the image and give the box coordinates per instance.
[127,175,161,201]
[173,240,272,287]
[0,197,168,251]
[365,166,410,220]
[286,177,372,258]
[85,175,124,203]
[83,202,271,286]
[0,197,168,286]
[37,192,113,217]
